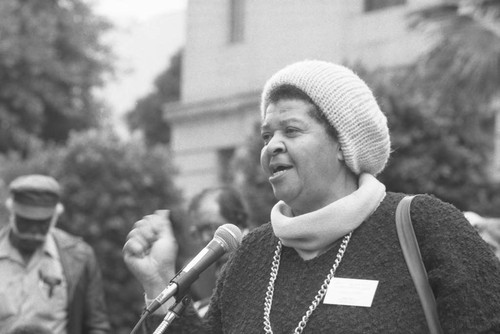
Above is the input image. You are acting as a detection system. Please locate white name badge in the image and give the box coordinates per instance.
[323,277,379,307]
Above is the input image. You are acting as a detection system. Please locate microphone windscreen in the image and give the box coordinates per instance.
[214,224,242,251]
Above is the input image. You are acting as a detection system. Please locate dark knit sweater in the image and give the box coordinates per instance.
[149,192,500,333]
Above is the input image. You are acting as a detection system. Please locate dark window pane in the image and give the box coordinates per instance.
[365,0,406,12]
[229,0,245,43]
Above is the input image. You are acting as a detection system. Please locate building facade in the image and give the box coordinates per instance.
[164,0,479,199]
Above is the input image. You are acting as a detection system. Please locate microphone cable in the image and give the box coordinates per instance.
[129,304,150,334]
[130,295,191,334]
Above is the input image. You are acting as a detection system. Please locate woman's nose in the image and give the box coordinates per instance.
[266,135,286,155]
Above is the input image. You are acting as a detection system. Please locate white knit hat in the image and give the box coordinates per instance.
[261,60,390,176]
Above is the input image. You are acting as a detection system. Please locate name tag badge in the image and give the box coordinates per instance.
[324,277,379,307]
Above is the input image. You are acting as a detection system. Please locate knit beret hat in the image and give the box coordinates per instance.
[261,60,391,176]
[9,174,61,219]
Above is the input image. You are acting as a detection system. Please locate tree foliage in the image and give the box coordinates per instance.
[359,66,499,214]
[0,129,183,333]
[0,0,114,155]
[126,49,183,145]
[408,0,500,102]
[402,0,500,214]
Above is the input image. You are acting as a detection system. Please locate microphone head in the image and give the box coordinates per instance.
[214,224,243,252]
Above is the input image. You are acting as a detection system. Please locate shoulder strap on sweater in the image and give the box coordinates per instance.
[396,195,443,334]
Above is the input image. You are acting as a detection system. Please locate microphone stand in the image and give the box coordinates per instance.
[152,295,191,334]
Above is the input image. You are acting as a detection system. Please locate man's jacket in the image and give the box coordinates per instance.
[53,228,110,334]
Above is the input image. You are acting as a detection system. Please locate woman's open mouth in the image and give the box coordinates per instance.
[269,164,292,180]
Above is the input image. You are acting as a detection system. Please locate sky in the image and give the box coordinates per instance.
[93,0,187,23]
[91,0,188,136]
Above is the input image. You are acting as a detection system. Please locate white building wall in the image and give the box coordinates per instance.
[182,0,430,104]
[167,94,260,197]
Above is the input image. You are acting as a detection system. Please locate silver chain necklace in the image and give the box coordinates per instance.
[263,232,352,334]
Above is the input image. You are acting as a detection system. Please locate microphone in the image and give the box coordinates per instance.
[144,223,242,314]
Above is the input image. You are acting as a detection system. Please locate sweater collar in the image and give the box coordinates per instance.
[270,173,386,260]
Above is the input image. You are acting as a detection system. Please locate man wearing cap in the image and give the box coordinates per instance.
[0,174,110,334]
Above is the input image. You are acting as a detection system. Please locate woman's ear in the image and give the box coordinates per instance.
[337,145,344,161]
[5,197,13,211]
[55,203,64,216]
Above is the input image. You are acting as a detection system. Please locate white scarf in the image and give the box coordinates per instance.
[270,173,386,260]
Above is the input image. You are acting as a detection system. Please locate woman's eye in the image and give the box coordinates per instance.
[261,133,271,144]
[285,127,299,135]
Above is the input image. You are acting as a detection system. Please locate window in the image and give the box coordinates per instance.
[229,0,245,43]
[364,0,406,12]
[218,147,236,183]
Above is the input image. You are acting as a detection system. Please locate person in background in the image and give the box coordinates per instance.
[123,60,500,333]
[0,174,110,334]
[127,186,251,321]
[464,211,500,260]
[186,186,250,316]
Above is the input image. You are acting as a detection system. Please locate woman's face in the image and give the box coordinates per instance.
[260,98,343,214]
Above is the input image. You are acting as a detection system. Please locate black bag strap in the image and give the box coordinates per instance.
[396,196,443,334]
